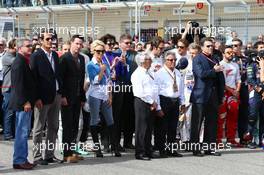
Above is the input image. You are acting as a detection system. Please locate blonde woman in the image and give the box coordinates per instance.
[87,40,121,157]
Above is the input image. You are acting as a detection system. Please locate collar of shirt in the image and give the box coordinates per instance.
[164,65,175,76]
[41,47,52,59]
[92,57,99,65]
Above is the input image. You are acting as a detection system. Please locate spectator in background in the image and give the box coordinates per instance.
[58,41,70,57]
[2,39,16,141]
[226,31,238,46]
[257,34,264,42]
[246,42,253,50]
[135,42,144,52]
[10,38,36,170]
[0,37,7,134]
[148,36,164,72]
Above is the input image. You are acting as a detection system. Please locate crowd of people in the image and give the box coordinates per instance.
[0,21,264,170]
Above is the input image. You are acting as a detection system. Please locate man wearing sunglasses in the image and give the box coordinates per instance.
[217,46,241,147]
[30,30,62,165]
[232,38,249,146]
[149,36,164,72]
[10,39,36,170]
[190,37,225,157]
[112,34,138,151]
[171,39,190,68]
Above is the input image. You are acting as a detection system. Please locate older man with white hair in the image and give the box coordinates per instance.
[131,53,159,160]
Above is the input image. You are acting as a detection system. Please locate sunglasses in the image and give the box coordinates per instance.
[32,38,38,41]
[95,50,105,54]
[177,45,185,49]
[25,44,32,48]
[232,44,239,47]
[205,45,213,48]
[225,52,233,55]
[124,41,132,45]
[0,44,4,47]
[45,38,52,41]
[166,59,176,62]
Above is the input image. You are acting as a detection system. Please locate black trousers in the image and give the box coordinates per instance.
[238,83,249,143]
[112,89,135,146]
[154,95,180,152]
[134,97,153,156]
[190,89,219,151]
[61,99,81,157]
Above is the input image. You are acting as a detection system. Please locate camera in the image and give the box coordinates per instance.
[244,49,258,63]
[258,50,264,58]
[190,21,199,28]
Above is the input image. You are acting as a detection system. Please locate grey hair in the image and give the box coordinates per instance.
[0,37,7,46]
[188,43,201,52]
[135,52,151,66]
[16,38,30,49]
[164,51,176,60]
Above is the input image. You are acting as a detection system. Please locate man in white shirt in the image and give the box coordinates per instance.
[170,39,190,66]
[217,46,241,147]
[154,51,185,157]
[131,53,158,160]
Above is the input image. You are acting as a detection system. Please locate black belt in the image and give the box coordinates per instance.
[160,95,179,103]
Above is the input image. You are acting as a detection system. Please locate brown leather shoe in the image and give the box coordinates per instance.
[63,156,78,163]
[13,162,34,170]
[73,154,84,160]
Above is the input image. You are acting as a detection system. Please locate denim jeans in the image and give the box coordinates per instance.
[89,96,114,126]
[2,91,15,139]
[13,111,32,165]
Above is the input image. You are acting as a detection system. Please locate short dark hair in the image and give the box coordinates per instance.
[223,45,233,53]
[70,35,84,43]
[119,34,132,42]
[200,37,213,46]
[150,36,164,50]
[99,34,116,45]
[177,38,189,48]
[253,41,264,49]
[232,38,243,46]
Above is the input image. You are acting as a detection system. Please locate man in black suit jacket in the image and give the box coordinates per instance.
[10,39,36,170]
[60,35,86,163]
[190,37,225,156]
[30,32,62,165]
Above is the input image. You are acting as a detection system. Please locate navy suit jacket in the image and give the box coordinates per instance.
[30,48,62,105]
[190,53,225,104]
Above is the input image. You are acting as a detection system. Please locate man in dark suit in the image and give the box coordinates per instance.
[190,37,225,156]
[31,31,62,165]
[112,34,138,151]
[60,35,86,163]
[10,39,36,170]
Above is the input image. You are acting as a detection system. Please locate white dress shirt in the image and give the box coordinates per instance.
[41,48,59,91]
[155,65,185,105]
[131,66,160,110]
[0,50,6,81]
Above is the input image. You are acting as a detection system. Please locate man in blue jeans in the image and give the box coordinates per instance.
[9,38,36,170]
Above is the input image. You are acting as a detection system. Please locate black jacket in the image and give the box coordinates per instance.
[60,52,86,105]
[190,53,225,104]
[30,48,62,105]
[9,53,36,111]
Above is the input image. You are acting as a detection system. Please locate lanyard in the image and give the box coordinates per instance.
[164,66,178,92]
[202,52,218,65]
[146,69,154,80]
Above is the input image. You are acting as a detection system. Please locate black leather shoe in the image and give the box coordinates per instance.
[45,157,64,163]
[204,151,221,156]
[135,154,151,161]
[193,151,204,157]
[118,144,126,152]
[33,158,48,165]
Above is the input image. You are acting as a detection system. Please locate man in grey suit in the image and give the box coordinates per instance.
[31,31,62,165]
